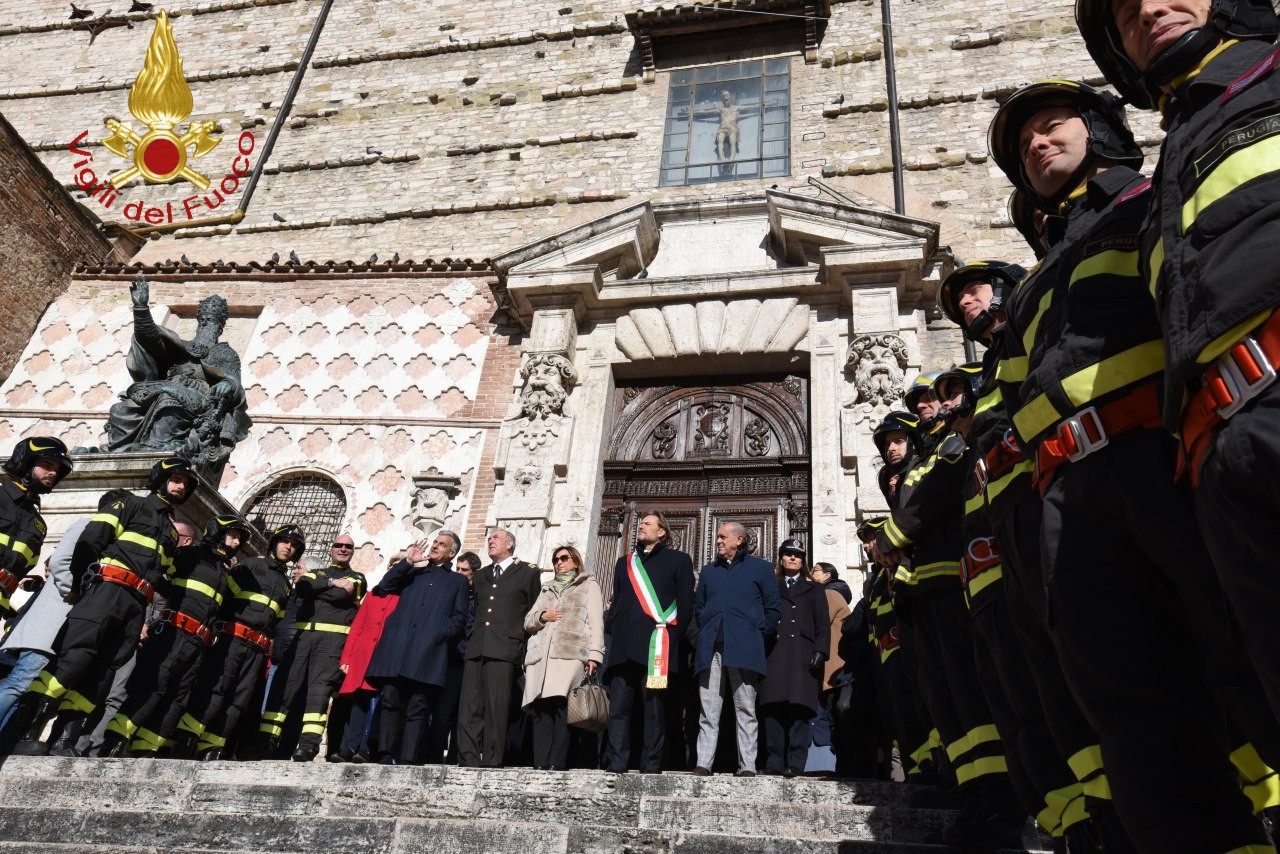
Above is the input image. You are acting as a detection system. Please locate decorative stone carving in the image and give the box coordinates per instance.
[780,376,803,398]
[846,333,909,410]
[597,506,625,536]
[513,465,543,495]
[519,352,578,420]
[87,273,251,483]
[651,421,677,459]
[744,418,771,457]
[410,469,462,536]
[692,403,731,456]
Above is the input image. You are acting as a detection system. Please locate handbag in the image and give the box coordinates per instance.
[566,671,609,732]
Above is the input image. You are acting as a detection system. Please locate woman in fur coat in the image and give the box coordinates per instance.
[522,545,605,770]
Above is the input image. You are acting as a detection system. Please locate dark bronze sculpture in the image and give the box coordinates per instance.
[90,273,250,482]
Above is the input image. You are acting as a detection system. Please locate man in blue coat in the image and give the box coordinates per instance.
[364,530,468,765]
[691,522,781,776]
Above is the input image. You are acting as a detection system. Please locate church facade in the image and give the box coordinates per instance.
[0,0,1157,581]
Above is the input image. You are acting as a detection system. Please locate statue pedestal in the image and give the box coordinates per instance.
[34,451,267,556]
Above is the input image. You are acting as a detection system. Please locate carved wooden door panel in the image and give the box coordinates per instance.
[593,374,810,594]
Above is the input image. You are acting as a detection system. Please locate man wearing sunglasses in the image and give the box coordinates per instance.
[257,533,367,762]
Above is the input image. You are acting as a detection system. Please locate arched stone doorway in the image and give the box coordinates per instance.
[592,374,810,599]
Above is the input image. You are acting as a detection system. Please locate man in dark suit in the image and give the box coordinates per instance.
[602,512,695,773]
[364,531,468,765]
[457,528,541,767]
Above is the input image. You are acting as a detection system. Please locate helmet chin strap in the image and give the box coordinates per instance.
[1140,28,1218,96]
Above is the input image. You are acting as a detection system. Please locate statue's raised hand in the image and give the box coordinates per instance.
[130,273,149,308]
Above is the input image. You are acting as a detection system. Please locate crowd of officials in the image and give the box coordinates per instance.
[0,446,876,782]
[4,2,1280,853]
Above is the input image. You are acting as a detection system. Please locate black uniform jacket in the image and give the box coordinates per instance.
[71,489,179,596]
[876,431,967,597]
[1142,39,1280,428]
[603,541,696,674]
[367,559,468,687]
[465,558,541,664]
[0,475,45,613]
[222,556,292,637]
[970,334,1035,530]
[162,545,231,627]
[759,575,830,713]
[294,562,367,629]
[1001,167,1158,450]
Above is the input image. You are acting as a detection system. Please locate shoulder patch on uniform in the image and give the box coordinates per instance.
[1116,179,1152,205]
[1194,112,1280,178]
[1222,46,1280,106]
[33,517,46,536]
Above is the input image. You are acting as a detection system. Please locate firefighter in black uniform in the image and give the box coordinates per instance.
[902,372,946,455]
[100,514,247,757]
[175,524,297,760]
[0,437,73,618]
[938,262,1137,853]
[255,533,366,762]
[990,76,1279,851]
[1077,0,1280,740]
[9,456,195,756]
[871,402,1025,847]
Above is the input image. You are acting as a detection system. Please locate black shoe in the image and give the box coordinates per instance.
[379,754,398,765]
[734,769,756,778]
[782,768,797,779]
[690,766,711,777]
[99,733,128,759]
[350,750,370,764]
[197,747,223,762]
[8,693,59,755]
[292,743,319,763]
[327,747,354,763]
[171,733,198,760]
[237,735,276,762]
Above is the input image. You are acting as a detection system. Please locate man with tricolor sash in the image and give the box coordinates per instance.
[602,512,694,773]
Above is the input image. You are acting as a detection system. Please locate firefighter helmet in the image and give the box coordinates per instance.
[147,456,198,505]
[856,517,887,544]
[3,436,73,494]
[268,523,307,562]
[903,372,943,432]
[937,261,1027,342]
[873,411,923,465]
[932,363,986,424]
[989,79,1143,211]
[202,514,251,557]
[1008,189,1058,259]
[1075,0,1280,110]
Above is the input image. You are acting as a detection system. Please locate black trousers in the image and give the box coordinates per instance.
[35,584,145,715]
[1196,383,1280,724]
[1041,429,1269,852]
[457,657,516,767]
[760,702,812,774]
[377,677,438,764]
[110,628,205,747]
[529,696,569,769]
[879,636,932,776]
[260,630,345,748]
[425,657,465,765]
[605,662,668,772]
[177,637,265,752]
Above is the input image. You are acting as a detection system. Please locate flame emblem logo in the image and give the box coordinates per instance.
[100,10,220,190]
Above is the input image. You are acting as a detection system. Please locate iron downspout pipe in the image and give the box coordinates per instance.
[881,0,905,215]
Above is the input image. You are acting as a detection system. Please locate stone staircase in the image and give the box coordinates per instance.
[0,757,1048,853]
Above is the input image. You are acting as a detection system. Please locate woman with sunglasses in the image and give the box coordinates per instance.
[521,545,604,770]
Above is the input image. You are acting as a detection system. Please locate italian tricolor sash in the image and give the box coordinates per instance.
[627,550,678,689]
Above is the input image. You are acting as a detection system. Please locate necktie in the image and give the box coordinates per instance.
[787,576,796,589]
[494,565,502,580]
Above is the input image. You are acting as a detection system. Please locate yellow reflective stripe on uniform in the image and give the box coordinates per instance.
[176,713,205,737]
[1038,782,1086,838]
[967,724,1000,749]
[985,460,1033,503]
[301,572,318,580]
[295,621,351,635]
[90,513,125,537]
[262,710,287,723]
[945,735,969,762]
[1068,744,1105,782]
[963,491,986,516]
[131,727,166,750]
[883,516,912,550]
[170,576,223,606]
[967,565,1003,600]
[975,387,1002,415]
[117,531,162,552]
[0,533,35,564]
[1223,847,1278,854]
[1147,237,1164,300]
[1061,791,1090,832]
[1183,134,1280,233]
[954,760,977,785]
[29,670,67,699]
[902,456,940,488]
[227,575,285,618]
[1231,743,1273,783]
[198,731,227,750]
[59,690,95,714]
[1068,249,1139,289]
[105,713,138,739]
[997,356,1027,383]
[1197,308,1274,365]
[971,755,1008,778]
[1061,340,1165,408]
[879,645,898,663]
[909,737,933,766]
[903,561,960,583]
[301,711,328,736]
[98,556,133,571]
[1022,288,1056,355]
[1014,340,1165,441]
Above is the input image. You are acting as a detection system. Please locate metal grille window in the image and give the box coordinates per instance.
[660,58,791,187]
[242,472,347,555]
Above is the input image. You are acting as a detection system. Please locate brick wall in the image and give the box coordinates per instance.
[0,113,112,384]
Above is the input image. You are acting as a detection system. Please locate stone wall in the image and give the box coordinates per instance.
[0,0,1162,271]
[0,266,514,577]
[0,113,113,385]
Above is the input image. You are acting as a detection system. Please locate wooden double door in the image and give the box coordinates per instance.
[592,374,811,598]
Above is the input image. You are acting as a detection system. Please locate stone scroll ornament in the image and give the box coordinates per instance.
[845,333,910,416]
[518,352,578,420]
[86,273,251,483]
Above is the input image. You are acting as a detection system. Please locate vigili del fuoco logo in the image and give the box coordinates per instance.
[68,9,256,226]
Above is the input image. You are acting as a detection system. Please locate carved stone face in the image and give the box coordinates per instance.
[849,334,909,409]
